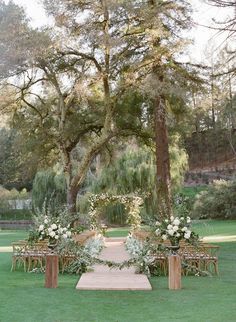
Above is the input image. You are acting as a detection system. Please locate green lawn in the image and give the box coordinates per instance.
[0,222,236,322]
[0,230,29,246]
[181,186,207,198]
[106,227,130,237]
[106,220,236,238]
[194,220,236,237]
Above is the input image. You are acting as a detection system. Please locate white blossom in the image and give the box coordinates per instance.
[49,231,56,238]
[173,226,179,232]
[38,224,44,232]
[173,219,180,226]
[67,231,72,237]
[51,223,57,230]
[184,232,191,239]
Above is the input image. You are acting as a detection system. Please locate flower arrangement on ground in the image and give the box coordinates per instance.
[154,215,198,246]
[59,234,105,274]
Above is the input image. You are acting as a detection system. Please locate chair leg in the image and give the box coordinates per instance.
[11,257,16,271]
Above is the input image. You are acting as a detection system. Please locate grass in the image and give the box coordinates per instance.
[106,227,130,237]
[0,230,29,246]
[0,209,32,220]
[0,221,236,322]
[181,186,207,198]
[194,220,236,237]
[106,220,236,238]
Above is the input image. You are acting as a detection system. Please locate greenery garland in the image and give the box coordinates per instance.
[65,244,210,277]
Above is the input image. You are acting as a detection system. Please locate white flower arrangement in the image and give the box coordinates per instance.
[125,234,143,258]
[154,215,197,245]
[83,234,104,258]
[37,215,72,243]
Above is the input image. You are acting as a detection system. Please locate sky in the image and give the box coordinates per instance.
[3,0,234,63]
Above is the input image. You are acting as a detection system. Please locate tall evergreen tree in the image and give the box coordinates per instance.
[1,0,199,220]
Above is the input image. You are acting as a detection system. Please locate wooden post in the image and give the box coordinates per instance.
[45,255,59,288]
[168,255,181,290]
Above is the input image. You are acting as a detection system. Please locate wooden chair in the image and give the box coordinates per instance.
[11,241,28,272]
[200,244,219,275]
[180,243,219,275]
[153,251,168,275]
[60,253,76,273]
[181,245,202,275]
[27,242,49,272]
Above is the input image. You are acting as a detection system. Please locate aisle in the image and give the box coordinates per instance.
[76,237,152,290]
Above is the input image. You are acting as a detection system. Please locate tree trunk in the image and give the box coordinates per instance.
[67,184,78,215]
[154,96,172,220]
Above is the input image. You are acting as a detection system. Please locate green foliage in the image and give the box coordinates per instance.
[61,236,104,274]
[169,134,189,189]
[172,186,208,218]
[92,147,156,195]
[192,179,236,219]
[0,128,36,190]
[0,209,32,220]
[92,143,187,195]
[32,169,66,211]
[87,143,188,223]
[0,186,31,220]
[88,193,143,231]
[0,0,50,79]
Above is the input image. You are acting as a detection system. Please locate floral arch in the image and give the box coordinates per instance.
[88,193,144,232]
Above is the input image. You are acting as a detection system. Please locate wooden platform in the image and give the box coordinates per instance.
[76,238,152,291]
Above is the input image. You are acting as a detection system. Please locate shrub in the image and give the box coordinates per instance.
[192,179,236,219]
[0,209,32,220]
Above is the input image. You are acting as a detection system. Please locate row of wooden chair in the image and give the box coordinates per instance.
[150,243,219,276]
[132,231,220,276]
[180,244,219,275]
[11,240,76,273]
[11,231,98,273]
